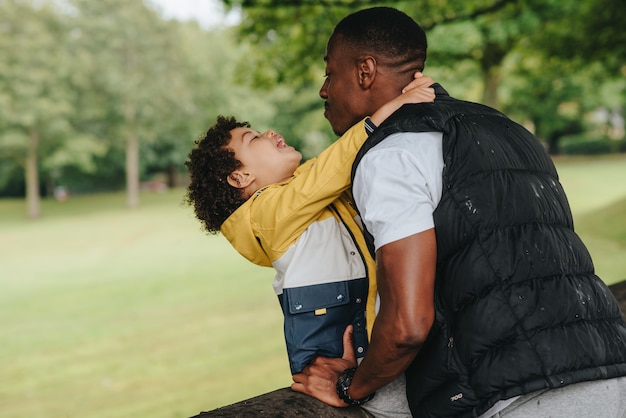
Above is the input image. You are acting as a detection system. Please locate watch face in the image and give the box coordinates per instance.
[337,368,364,405]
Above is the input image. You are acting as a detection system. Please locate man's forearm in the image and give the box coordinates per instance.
[346,313,422,400]
[346,230,437,400]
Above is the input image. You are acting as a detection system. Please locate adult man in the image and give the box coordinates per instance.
[291,7,626,417]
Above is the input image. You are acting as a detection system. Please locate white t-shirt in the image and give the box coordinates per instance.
[353,131,444,250]
[353,131,517,417]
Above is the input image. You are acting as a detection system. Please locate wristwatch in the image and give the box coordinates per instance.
[336,367,376,406]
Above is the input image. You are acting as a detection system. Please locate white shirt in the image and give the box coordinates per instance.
[353,131,444,250]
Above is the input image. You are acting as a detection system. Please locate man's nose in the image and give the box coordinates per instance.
[319,79,328,99]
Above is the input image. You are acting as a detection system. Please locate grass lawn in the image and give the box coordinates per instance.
[0,190,290,418]
[0,154,624,418]
[553,154,626,285]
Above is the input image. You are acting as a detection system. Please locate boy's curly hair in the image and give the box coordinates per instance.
[185,115,250,233]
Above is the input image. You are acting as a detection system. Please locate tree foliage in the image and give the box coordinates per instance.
[0,0,90,217]
[219,0,625,154]
[536,0,626,75]
[67,0,191,208]
[1,0,624,216]
[222,0,517,89]
[0,0,286,216]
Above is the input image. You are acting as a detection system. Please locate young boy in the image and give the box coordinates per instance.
[185,74,434,416]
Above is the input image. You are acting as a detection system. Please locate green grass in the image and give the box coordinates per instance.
[553,154,626,285]
[0,190,290,418]
[0,154,625,418]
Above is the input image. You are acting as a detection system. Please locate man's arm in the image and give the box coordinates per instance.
[291,228,437,406]
[346,229,436,400]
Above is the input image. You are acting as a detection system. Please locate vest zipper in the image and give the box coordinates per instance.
[447,336,454,369]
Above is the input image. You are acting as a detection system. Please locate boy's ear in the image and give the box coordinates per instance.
[358,56,377,89]
[227,170,254,189]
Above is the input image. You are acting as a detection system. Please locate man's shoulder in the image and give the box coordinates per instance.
[357,132,444,180]
[370,131,442,152]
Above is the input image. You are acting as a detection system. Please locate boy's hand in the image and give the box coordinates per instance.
[401,72,435,101]
[369,72,435,125]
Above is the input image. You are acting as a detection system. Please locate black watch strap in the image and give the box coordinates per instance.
[336,367,376,406]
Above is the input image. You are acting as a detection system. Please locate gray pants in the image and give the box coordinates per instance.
[493,376,626,418]
[361,374,411,418]
[364,376,626,418]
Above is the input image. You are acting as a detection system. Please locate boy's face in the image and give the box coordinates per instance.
[227,127,302,192]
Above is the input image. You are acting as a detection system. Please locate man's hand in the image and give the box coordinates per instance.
[291,325,358,407]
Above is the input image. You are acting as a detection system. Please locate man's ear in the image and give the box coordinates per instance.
[358,56,377,89]
[227,170,254,189]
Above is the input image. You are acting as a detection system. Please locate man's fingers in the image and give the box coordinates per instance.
[291,372,309,394]
[290,356,352,408]
[290,381,305,393]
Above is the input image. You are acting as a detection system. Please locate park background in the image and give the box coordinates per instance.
[1,0,625,417]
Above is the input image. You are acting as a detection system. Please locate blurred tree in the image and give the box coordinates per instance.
[69,0,188,208]
[0,0,99,218]
[501,52,585,155]
[221,0,524,104]
[537,0,626,76]
[2,0,622,206]
[219,0,624,154]
[215,0,555,151]
[140,22,292,185]
[500,0,626,153]
[67,2,284,203]
[0,0,307,203]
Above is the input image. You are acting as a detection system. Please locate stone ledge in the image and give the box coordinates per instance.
[192,387,374,417]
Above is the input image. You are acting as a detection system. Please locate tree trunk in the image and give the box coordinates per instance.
[479,40,509,110]
[124,97,140,209]
[25,128,41,219]
[126,132,140,209]
[547,134,560,155]
[482,64,500,110]
[166,164,178,188]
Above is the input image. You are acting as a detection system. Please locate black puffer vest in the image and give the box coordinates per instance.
[351,85,626,417]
